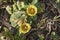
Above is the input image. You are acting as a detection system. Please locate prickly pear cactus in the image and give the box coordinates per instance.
[10,11,26,27]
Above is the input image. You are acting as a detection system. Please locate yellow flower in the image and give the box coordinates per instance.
[26,5,37,16]
[19,23,31,34]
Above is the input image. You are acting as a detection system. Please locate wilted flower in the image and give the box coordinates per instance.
[6,6,12,14]
[1,36,10,40]
[19,23,31,34]
[26,5,37,16]
[17,14,27,26]
[56,0,60,3]
[20,1,25,8]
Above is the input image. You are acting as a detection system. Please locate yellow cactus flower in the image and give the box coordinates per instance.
[19,23,31,34]
[26,5,37,16]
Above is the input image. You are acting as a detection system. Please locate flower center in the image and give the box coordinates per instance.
[28,8,35,14]
[22,25,28,31]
